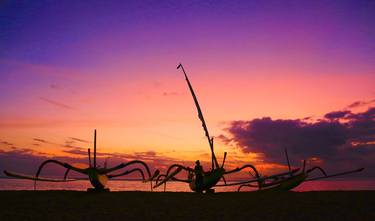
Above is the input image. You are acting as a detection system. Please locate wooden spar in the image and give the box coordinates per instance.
[94,129,97,168]
[306,168,364,181]
[88,148,92,168]
[4,170,79,182]
[285,148,291,174]
[177,63,219,169]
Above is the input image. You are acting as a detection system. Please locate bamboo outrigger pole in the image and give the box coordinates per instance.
[177,63,220,169]
[94,129,97,168]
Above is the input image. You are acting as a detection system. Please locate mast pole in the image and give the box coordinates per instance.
[94,129,97,168]
[177,63,219,169]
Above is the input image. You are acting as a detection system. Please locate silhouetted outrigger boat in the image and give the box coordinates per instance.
[154,63,364,193]
[154,64,264,193]
[4,130,159,191]
[218,149,364,191]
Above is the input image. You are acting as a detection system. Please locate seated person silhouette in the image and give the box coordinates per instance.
[194,160,204,192]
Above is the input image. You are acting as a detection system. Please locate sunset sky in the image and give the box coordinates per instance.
[0,1,374,179]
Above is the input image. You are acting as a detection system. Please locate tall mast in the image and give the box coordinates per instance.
[177,63,219,169]
[94,129,97,168]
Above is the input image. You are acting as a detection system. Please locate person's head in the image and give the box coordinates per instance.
[195,160,200,165]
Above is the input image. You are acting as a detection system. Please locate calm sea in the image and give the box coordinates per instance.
[0,179,374,192]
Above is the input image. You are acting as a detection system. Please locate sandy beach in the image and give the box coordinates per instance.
[0,191,374,221]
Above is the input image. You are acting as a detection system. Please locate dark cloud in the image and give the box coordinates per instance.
[62,148,89,156]
[217,134,231,144]
[1,140,13,146]
[346,99,375,109]
[33,138,58,146]
[220,107,375,177]
[134,151,156,158]
[62,149,164,163]
[63,144,84,149]
[0,148,86,177]
[39,97,74,110]
[62,148,118,157]
[33,138,48,143]
[68,137,91,143]
[62,137,89,149]
[324,110,351,120]
[10,147,34,154]
[5,146,47,156]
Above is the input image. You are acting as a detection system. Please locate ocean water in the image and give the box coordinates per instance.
[0,179,374,192]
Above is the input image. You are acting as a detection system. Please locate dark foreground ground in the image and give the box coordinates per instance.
[0,191,374,221]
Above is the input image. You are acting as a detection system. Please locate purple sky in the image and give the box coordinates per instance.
[0,0,374,180]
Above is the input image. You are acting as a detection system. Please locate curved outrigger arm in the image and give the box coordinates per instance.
[219,164,263,187]
[153,164,194,189]
[306,167,364,182]
[3,170,79,182]
[107,167,156,191]
[35,160,87,179]
[224,164,261,178]
[262,168,301,180]
[108,168,153,181]
[100,160,159,182]
[5,160,88,190]
[153,167,183,189]
[4,160,87,182]
[106,166,159,191]
[215,176,262,187]
[165,164,195,177]
[35,160,88,177]
[34,160,88,190]
[154,172,191,192]
[155,174,191,183]
[216,168,300,187]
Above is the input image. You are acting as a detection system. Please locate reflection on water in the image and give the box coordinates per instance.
[0,179,374,192]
